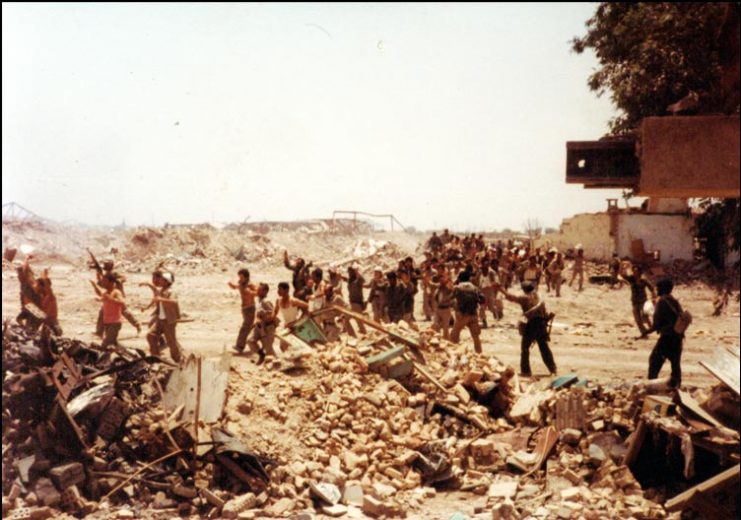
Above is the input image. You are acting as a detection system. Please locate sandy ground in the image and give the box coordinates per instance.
[3,253,738,389]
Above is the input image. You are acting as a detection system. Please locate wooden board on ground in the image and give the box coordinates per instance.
[318,306,425,360]
[665,464,740,514]
[700,346,740,396]
[677,390,724,428]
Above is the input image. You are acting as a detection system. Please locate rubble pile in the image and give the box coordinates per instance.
[4,314,739,518]
[2,325,274,519]
[220,319,738,519]
[116,224,418,276]
[223,331,502,517]
[2,220,95,265]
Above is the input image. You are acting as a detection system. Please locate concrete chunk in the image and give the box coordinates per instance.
[321,504,348,517]
[49,463,85,490]
[342,482,364,507]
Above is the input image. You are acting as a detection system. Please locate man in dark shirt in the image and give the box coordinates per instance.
[384,271,406,324]
[283,251,312,301]
[345,264,367,334]
[399,270,419,330]
[609,253,622,289]
[499,281,557,377]
[620,264,656,337]
[644,278,685,388]
[428,232,443,253]
[451,271,483,353]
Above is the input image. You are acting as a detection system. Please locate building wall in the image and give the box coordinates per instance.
[537,213,613,260]
[538,212,695,262]
[615,213,695,262]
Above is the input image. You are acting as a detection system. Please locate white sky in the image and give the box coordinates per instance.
[2,3,628,231]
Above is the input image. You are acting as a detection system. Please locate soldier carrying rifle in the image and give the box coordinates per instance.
[88,250,141,336]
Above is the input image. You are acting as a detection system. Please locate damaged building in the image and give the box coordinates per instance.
[549,115,740,263]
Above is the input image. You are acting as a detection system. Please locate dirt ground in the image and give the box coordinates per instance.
[3,239,737,389]
[2,229,739,519]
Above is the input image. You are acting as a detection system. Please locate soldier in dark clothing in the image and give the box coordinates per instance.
[620,264,656,337]
[367,267,387,322]
[428,232,443,253]
[384,271,407,324]
[644,278,685,388]
[283,251,312,301]
[609,253,623,289]
[499,281,557,377]
[451,271,483,353]
[345,264,367,334]
[398,270,419,330]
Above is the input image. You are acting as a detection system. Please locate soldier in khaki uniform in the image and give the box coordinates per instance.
[144,270,184,363]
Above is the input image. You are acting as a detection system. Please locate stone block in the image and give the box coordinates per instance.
[49,462,85,490]
[362,495,387,517]
[321,504,348,517]
[342,482,364,507]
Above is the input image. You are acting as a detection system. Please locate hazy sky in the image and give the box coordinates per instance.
[2,3,628,231]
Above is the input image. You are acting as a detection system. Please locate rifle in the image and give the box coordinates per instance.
[88,249,103,275]
[546,312,556,341]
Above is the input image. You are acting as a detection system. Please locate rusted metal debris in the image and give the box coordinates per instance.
[2,324,274,518]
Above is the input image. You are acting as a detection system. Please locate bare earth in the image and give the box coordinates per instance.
[3,241,737,388]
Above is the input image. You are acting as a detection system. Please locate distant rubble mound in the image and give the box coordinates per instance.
[2,217,421,274]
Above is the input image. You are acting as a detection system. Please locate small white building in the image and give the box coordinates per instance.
[537,198,695,262]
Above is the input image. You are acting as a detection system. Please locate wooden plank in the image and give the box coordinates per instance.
[700,347,740,396]
[193,356,202,457]
[677,390,723,428]
[100,449,183,503]
[665,464,740,512]
[623,420,647,468]
[317,305,422,351]
[163,353,230,424]
[276,331,312,351]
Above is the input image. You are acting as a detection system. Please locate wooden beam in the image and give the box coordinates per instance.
[665,464,740,512]
[314,305,425,361]
[677,390,723,428]
[623,419,648,468]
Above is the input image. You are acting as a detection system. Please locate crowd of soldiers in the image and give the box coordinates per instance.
[12,228,688,386]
